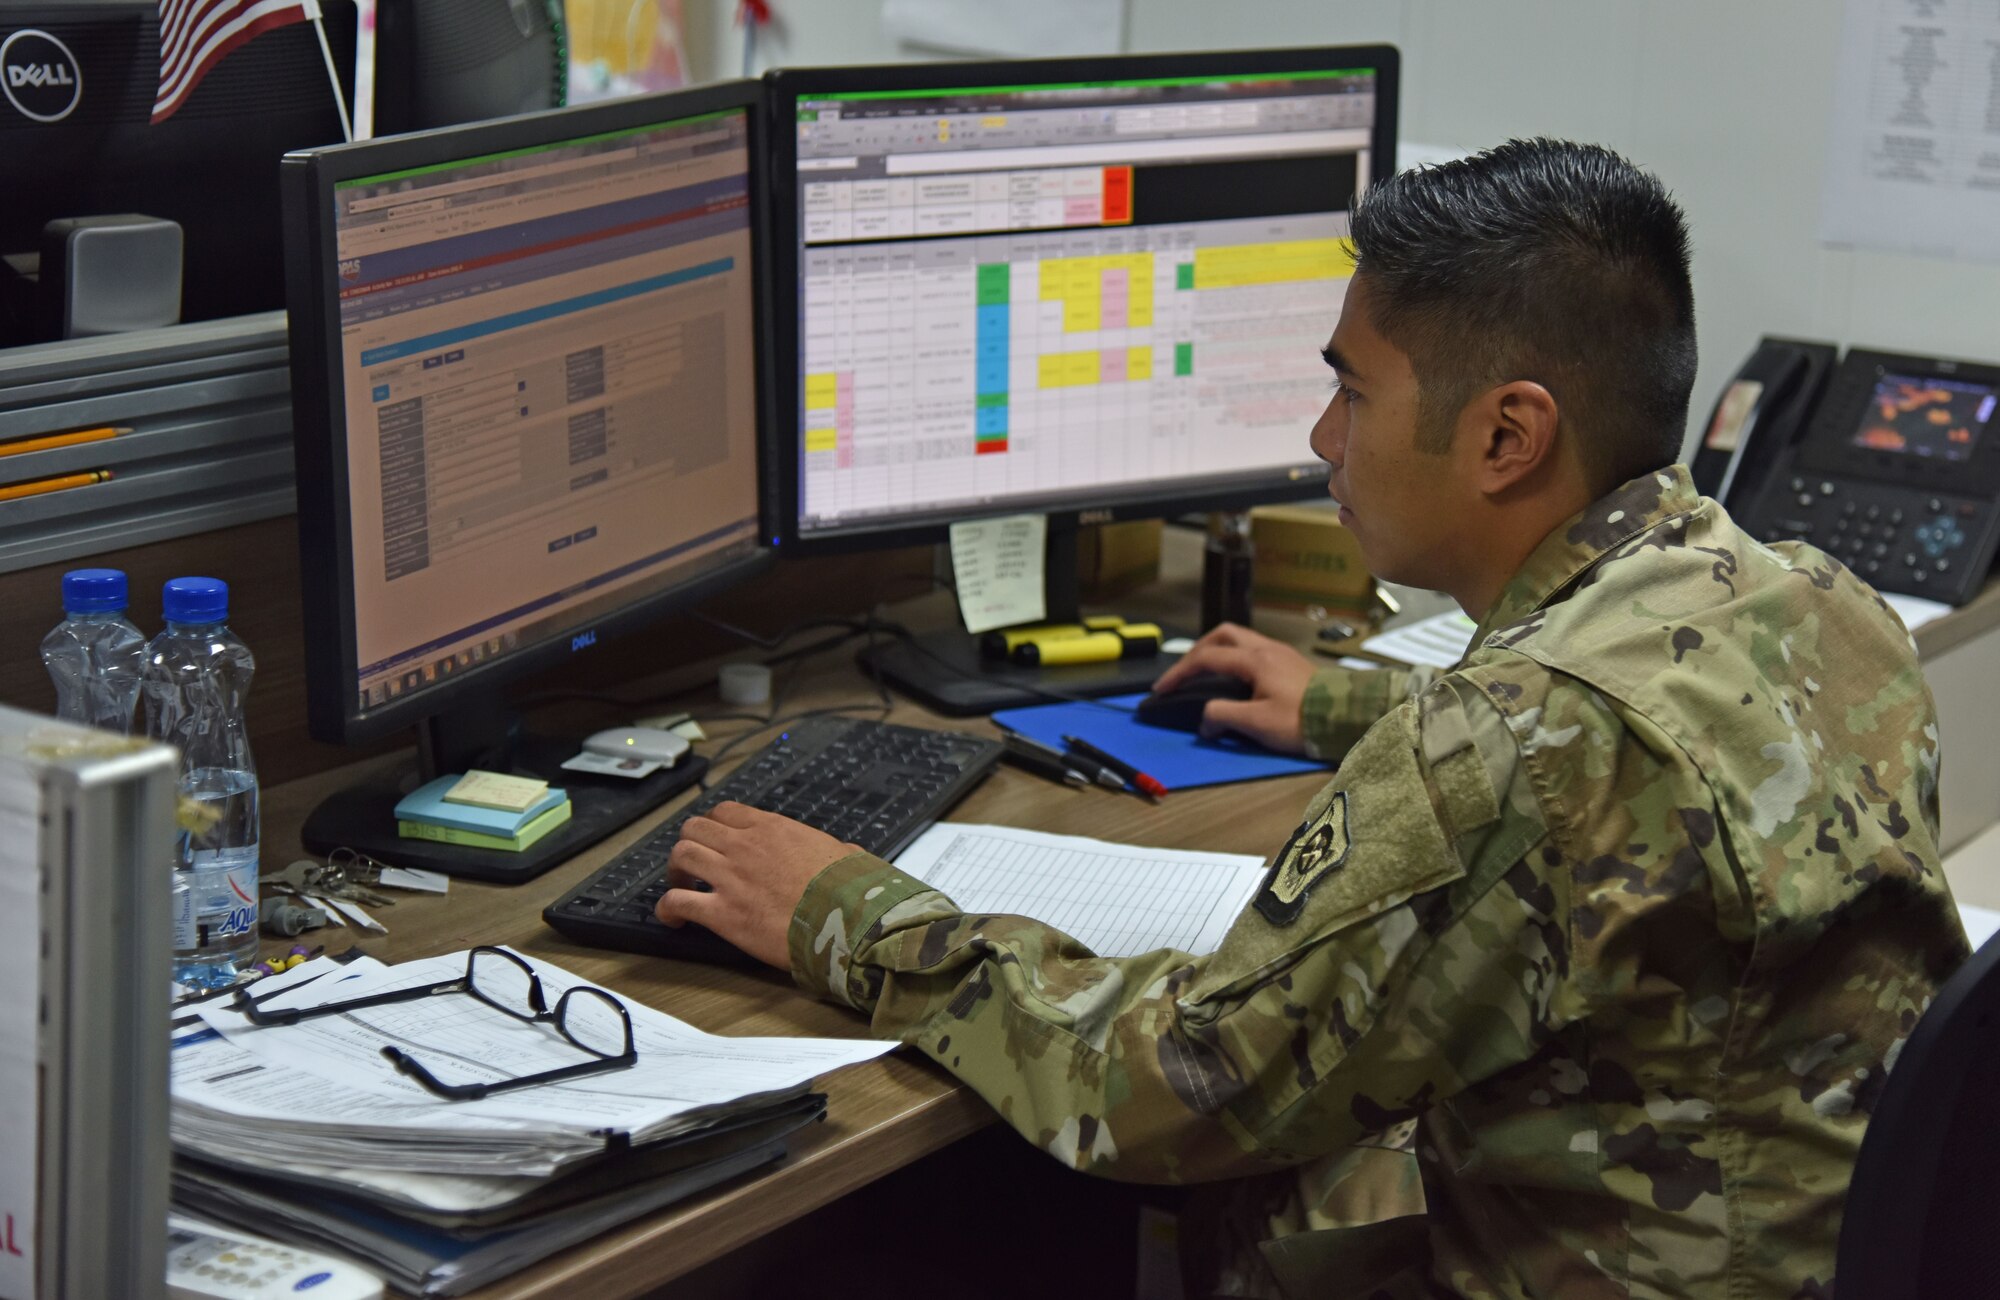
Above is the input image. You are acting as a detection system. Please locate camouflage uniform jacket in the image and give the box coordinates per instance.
[787,464,1968,1299]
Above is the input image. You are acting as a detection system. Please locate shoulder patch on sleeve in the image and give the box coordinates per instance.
[1256,791,1350,925]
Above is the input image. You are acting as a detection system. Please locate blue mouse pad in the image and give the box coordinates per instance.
[992,693,1332,791]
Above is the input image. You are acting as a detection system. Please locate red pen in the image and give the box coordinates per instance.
[1061,735,1168,801]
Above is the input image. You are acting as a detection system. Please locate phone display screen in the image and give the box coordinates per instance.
[1849,373,2000,463]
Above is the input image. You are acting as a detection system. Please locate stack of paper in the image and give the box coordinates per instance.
[170,950,892,1293]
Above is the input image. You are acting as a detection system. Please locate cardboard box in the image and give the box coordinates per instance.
[1077,518,1162,599]
[1250,503,1374,613]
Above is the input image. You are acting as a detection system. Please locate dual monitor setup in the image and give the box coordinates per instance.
[282,46,1399,883]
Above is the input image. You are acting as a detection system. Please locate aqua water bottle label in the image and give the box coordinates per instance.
[174,881,198,949]
[210,868,258,941]
[188,849,259,942]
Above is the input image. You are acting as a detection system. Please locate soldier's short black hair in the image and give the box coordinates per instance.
[1347,138,1696,494]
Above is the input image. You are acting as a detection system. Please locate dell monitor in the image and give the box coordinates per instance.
[282,81,774,882]
[0,1,561,345]
[764,47,1398,713]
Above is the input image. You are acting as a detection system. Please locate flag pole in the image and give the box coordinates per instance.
[302,0,353,143]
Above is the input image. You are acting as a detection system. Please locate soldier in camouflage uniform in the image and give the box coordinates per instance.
[659,140,1969,1297]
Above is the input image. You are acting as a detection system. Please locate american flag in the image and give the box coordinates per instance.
[152,0,315,124]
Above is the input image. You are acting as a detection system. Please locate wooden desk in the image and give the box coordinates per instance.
[258,583,1331,1297]
[261,524,2000,1295]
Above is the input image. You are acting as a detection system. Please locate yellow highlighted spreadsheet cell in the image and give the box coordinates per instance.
[1194,239,1356,289]
[1039,253,1156,331]
[1127,347,1153,381]
[804,374,838,410]
[804,427,838,452]
[1038,351,1102,388]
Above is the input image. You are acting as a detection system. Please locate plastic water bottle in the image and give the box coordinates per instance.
[41,568,147,734]
[143,576,260,989]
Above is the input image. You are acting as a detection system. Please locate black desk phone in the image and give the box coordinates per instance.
[1692,337,2000,606]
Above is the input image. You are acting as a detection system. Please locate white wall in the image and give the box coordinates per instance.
[686,0,2000,456]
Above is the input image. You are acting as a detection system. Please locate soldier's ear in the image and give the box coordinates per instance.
[1467,379,1559,494]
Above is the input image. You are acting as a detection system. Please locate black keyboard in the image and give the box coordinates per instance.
[543,716,1003,964]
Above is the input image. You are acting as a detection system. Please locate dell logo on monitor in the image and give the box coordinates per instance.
[0,30,83,123]
[571,630,597,652]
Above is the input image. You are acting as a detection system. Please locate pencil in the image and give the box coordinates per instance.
[0,426,127,459]
[0,469,114,503]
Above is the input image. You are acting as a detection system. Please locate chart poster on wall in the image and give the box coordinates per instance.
[880,0,1125,58]
[1820,0,2000,264]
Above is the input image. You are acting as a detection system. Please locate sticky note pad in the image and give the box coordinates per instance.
[442,769,550,812]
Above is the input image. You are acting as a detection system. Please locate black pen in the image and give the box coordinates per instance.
[1061,735,1168,801]
[1007,731,1120,788]
[1059,748,1128,791]
[1000,744,1096,784]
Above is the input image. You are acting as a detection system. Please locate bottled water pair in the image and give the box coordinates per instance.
[41,570,258,989]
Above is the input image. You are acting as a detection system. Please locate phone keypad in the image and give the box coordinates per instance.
[1751,479,1987,603]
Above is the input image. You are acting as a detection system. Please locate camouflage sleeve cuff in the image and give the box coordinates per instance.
[787,849,934,1011]
[1300,664,1433,761]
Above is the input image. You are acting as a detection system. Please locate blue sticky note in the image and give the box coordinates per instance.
[992,693,1331,791]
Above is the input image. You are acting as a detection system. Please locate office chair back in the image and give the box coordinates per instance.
[1836,928,2000,1298]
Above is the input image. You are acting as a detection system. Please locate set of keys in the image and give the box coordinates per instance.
[266,848,396,908]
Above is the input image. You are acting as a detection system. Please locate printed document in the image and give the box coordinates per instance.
[893,823,1266,957]
[1360,610,1479,670]
[177,950,892,1175]
[1821,0,2000,263]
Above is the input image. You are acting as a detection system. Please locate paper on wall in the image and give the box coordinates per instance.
[881,0,1125,57]
[1821,0,2000,263]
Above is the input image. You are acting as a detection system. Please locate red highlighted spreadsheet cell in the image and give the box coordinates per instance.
[1100,166,1132,224]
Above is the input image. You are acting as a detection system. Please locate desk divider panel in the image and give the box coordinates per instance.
[0,312,295,575]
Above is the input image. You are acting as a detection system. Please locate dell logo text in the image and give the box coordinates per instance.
[571,630,597,652]
[0,30,83,123]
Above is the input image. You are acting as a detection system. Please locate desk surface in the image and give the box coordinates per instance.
[257,530,1332,1297]
[256,529,2000,1296]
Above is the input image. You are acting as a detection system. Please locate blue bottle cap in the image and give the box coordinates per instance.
[161,576,228,624]
[61,568,128,614]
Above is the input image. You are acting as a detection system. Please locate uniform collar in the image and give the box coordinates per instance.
[1471,464,1701,646]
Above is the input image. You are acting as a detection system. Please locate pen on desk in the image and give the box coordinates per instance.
[1061,735,1168,801]
[1017,732,1125,789]
[1002,732,1089,788]
[1058,747,1128,791]
[0,425,127,459]
[1002,746,1088,788]
[0,468,113,502]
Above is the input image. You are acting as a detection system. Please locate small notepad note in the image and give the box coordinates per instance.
[893,823,1266,958]
[443,769,549,812]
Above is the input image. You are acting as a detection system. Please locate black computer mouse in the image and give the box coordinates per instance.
[1134,671,1255,732]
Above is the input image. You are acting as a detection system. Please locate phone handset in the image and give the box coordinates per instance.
[1690,338,1837,508]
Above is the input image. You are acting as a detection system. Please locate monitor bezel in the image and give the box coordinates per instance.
[283,81,777,747]
[762,45,1400,556]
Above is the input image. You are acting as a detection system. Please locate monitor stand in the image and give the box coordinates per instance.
[856,525,1186,716]
[299,691,705,884]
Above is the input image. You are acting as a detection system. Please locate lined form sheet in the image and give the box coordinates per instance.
[892,824,1267,958]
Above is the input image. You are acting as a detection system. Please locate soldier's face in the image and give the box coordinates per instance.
[1310,275,1467,589]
